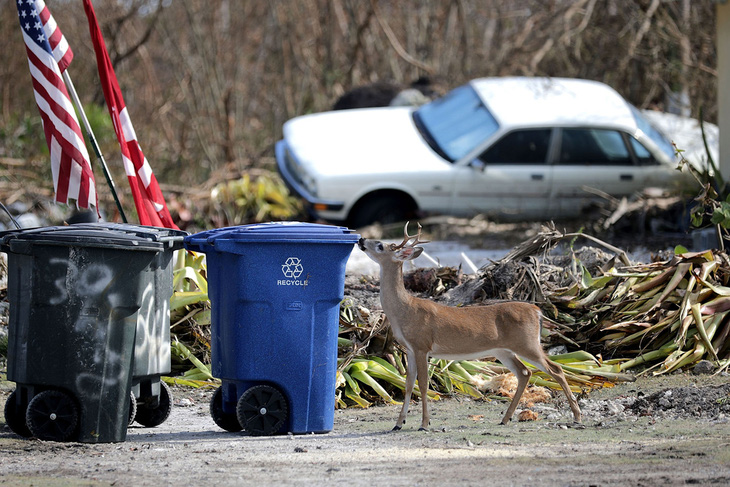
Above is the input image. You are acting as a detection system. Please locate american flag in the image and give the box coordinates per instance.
[83,0,178,229]
[16,0,97,210]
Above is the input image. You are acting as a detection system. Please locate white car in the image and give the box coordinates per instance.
[276,77,698,228]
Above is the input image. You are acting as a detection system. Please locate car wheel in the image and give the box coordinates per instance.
[349,193,417,228]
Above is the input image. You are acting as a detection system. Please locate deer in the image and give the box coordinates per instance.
[357,222,582,431]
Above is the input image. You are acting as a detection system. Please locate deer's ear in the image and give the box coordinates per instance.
[395,246,424,261]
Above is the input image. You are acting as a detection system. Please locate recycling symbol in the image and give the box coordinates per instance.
[282,257,304,278]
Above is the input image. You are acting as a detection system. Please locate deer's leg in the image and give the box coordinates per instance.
[494,350,531,425]
[394,349,418,431]
[415,353,431,431]
[531,355,582,423]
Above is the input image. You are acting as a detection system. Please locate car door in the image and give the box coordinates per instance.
[450,128,554,220]
[550,127,653,218]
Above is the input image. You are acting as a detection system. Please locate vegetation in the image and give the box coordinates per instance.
[208,173,304,227]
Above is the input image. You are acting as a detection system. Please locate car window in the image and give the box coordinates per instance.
[628,137,657,165]
[414,85,499,162]
[478,129,551,164]
[629,105,675,160]
[558,128,632,165]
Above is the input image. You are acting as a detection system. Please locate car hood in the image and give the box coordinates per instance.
[282,107,450,176]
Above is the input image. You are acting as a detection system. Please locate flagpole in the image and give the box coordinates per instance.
[62,71,128,223]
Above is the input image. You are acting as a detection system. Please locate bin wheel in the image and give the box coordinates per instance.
[134,381,173,427]
[25,390,79,442]
[210,387,243,432]
[4,390,32,438]
[128,391,138,427]
[236,385,288,436]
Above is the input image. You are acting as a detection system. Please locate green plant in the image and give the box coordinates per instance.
[167,249,213,381]
[209,173,304,226]
[0,114,46,159]
[676,115,728,247]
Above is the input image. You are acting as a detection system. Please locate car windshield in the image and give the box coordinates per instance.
[414,85,499,162]
[629,105,675,160]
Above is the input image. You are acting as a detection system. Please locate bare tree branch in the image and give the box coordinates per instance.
[370,0,434,74]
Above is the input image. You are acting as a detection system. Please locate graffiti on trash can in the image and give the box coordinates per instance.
[134,283,171,374]
[43,255,141,399]
[278,257,309,287]
[76,348,127,400]
[49,258,114,307]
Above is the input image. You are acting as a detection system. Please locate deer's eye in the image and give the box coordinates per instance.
[377,243,384,252]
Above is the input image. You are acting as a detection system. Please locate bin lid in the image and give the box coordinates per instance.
[70,223,188,250]
[0,223,186,254]
[185,222,359,250]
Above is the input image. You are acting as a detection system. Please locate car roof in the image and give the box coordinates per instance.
[470,77,638,131]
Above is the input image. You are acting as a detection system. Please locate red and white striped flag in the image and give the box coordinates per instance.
[16,0,97,210]
[83,0,178,229]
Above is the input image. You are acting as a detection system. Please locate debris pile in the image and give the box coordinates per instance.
[336,225,730,407]
[448,227,730,376]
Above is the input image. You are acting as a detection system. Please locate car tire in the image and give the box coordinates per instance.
[348,193,417,228]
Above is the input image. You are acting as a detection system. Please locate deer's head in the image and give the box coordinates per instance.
[358,221,429,265]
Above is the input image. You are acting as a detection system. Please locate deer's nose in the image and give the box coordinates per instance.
[357,238,366,250]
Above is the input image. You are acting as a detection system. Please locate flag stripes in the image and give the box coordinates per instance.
[36,0,73,71]
[16,0,96,210]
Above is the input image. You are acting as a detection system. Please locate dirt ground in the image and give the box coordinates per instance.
[1,373,729,486]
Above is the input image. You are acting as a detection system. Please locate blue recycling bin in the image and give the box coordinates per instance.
[184,222,359,435]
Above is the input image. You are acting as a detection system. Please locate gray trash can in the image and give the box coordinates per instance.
[1,224,182,442]
[68,223,187,428]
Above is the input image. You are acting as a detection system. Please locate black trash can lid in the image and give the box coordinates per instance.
[185,222,359,250]
[0,223,186,253]
[69,223,188,250]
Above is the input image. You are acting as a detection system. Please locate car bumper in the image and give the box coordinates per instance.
[275,140,346,220]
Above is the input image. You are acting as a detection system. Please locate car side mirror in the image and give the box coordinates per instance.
[470,159,486,172]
